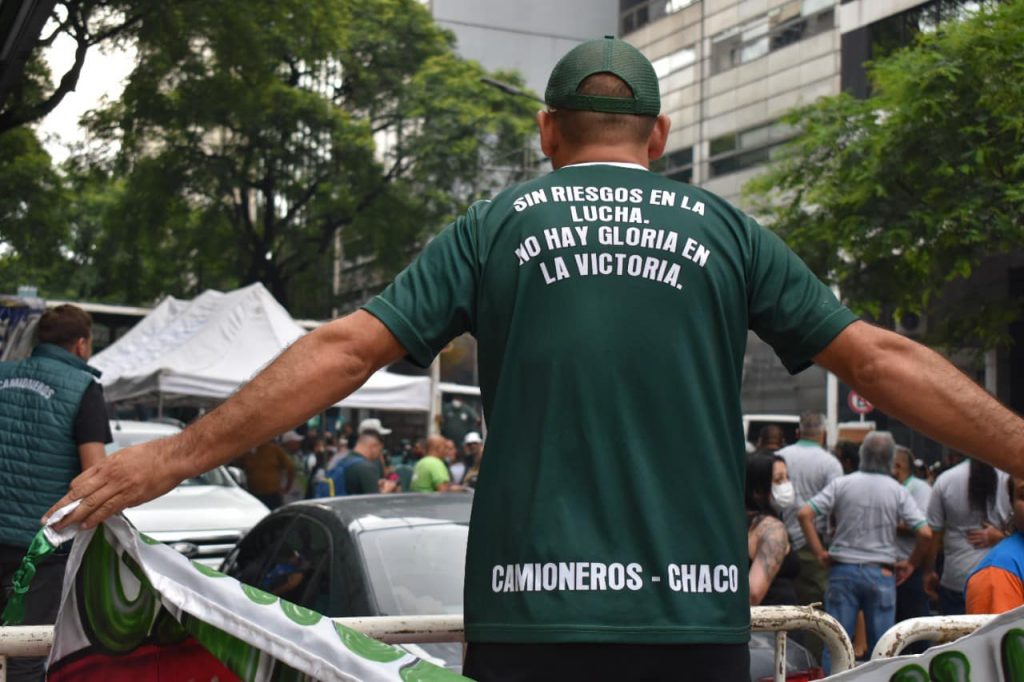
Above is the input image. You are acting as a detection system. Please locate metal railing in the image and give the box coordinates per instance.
[871,614,995,660]
[0,607,854,682]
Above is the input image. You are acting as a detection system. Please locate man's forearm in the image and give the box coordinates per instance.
[907,529,933,568]
[798,512,825,556]
[816,322,1024,477]
[167,311,405,479]
[78,442,106,470]
[923,530,941,572]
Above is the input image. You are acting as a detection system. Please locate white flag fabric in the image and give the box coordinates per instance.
[47,515,467,681]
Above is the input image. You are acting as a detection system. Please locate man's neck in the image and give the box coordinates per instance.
[551,146,650,169]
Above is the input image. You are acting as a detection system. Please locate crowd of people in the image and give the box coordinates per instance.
[748,411,1020,670]
[237,406,1024,669]
[235,416,484,509]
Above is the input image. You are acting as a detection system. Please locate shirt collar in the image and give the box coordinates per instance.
[560,161,649,171]
[31,343,102,378]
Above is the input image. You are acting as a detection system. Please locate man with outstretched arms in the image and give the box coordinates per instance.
[47,37,1024,681]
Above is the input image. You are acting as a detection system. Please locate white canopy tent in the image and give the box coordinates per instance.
[91,283,432,412]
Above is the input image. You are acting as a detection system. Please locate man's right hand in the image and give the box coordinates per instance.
[815,549,832,569]
[894,561,915,586]
[43,435,191,531]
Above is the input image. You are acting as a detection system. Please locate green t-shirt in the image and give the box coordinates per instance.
[364,161,857,645]
[410,455,451,493]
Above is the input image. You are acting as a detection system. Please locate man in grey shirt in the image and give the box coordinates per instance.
[927,457,1010,614]
[892,445,932,631]
[798,432,932,671]
[778,412,843,613]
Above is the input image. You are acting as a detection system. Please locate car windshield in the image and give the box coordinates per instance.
[106,430,232,487]
[357,523,468,616]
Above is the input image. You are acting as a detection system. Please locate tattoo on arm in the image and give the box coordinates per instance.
[755,519,789,583]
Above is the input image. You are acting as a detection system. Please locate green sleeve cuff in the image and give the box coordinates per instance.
[912,520,927,531]
[782,308,859,375]
[809,501,823,516]
[362,297,436,368]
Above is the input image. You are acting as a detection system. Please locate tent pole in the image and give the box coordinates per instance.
[157,394,164,420]
[428,357,441,436]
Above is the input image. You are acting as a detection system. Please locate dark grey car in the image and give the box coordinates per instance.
[220,494,821,679]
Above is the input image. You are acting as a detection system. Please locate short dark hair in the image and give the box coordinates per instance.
[550,73,657,147]
[37,305,92,350]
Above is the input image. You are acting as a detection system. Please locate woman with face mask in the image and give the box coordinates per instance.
[746,453,800,605]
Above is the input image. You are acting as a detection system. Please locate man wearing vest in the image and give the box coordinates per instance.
[49,38,1024,681]
[0,305,111,681]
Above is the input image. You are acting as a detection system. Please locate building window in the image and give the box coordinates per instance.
[711,1,835,75]
[842,0,991,98]
[652,147,694,185]
[652,45,697,92]
[708,121,793,178]
[620,0,698,35]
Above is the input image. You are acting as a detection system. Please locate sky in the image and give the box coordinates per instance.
[37,32,135,163]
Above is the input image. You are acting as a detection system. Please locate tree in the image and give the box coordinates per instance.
[744,1,1024,350]
[0,0,152,134]
[0,125,66,286]
[0,1,162,294]
[78,0,538,316]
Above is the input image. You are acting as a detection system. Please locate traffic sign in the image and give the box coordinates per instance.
[848,390,873,415]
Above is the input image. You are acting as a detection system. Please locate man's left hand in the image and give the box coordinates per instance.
[967,522,1005,549]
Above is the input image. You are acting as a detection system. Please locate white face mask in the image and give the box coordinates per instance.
[771,482,796,511]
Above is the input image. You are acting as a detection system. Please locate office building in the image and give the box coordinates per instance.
[622,0,1022,438]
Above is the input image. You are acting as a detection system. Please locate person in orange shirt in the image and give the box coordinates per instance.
[966,476,1024,614]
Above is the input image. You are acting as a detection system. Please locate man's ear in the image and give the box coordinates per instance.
[647,114,672,162]
[537,110,559,160]
[72,336,92,360]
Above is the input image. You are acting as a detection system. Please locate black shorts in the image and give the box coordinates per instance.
[463,641,750,682]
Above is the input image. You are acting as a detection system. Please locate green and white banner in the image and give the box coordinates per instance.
[827,605,1024,682]
[42,514,466,681]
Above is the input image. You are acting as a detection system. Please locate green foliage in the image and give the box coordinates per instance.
[0,1,151,133]
[72,0,537,316]
[745,1,1024,350]
[0,127,67,287]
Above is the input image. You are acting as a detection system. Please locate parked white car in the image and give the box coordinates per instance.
[107,420,269,567]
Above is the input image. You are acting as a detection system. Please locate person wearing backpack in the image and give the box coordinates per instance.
[313,430,396,497]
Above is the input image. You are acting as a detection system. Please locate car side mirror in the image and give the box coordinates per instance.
[227,466,246,488]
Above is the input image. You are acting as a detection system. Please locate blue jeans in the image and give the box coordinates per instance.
[822,562,897,673]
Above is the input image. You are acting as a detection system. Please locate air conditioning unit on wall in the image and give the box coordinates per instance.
[895,312,927,337]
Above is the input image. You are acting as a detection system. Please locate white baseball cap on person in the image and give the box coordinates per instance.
[464,431,483,445]
[281,430,303,444]
[358,418,392,436]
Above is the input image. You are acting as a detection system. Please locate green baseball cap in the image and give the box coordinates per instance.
[544,36,661,116]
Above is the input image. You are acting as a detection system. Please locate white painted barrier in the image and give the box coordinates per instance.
[0,607,855,682]
[871,614,995,660]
